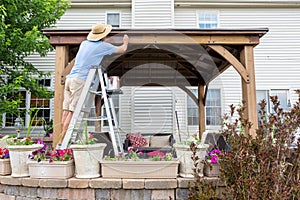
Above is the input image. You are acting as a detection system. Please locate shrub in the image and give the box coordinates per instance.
[189,90,300,199]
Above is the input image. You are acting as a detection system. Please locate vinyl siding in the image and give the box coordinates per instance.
[132,87,174,134]
[132,0,174,28]
[55,8,132,28]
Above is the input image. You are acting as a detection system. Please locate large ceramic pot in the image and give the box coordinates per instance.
[27,160,74,179]
[174,143,209,178]
[8,144,43,177]
[101,160,179,178]
[70,143,106,178]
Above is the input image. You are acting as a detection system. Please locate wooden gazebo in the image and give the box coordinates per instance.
[43,28,268,146]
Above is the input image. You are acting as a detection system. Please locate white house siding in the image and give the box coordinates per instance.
[55,8,132,29]
[132,0,174,28]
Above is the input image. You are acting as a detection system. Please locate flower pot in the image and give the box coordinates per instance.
[174,143,209,178]
[0,159,11,175]
[8,144,43,177]
[101,160,179,178]
[27,160,74,179]
[204,160,220,177]
[70,143,106,178]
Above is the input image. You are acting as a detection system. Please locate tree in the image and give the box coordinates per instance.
[0,0,69,123]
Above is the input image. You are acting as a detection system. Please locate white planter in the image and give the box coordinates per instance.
[174,143,209,178]
[27,160,74,179]
[101,160,179,178]
[0,159,11,175]
[204,160,220,177]
[70,143,106,178]
[8,144,43,177]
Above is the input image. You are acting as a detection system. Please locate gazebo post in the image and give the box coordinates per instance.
[198,83,206,140]
[53,45,69,147]
[240,45,258,137]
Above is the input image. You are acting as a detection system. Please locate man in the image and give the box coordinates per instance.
[59,23,129,146]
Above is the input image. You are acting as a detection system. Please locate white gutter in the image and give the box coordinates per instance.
[175,1,300,8]
[71,3,131,8]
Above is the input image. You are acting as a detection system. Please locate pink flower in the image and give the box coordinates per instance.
[211,155,218,164]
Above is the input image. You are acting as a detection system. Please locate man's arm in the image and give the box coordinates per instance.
[114,34,129,54]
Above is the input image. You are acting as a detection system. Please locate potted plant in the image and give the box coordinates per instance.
[70,127,106,178]
[203,149,221,177]
[101,148,179,178]
[0,146,11,175]
[173,132,209,178]
[7,109,44,177]
[27,144,74,179]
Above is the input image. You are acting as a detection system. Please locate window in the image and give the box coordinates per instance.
[198,11,218,29]
[106,13,120,28]
[187,89,222,126]
[4,79,52,128]
[256,89,290,114]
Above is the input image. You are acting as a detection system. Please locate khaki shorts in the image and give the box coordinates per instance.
[63,78,85,112]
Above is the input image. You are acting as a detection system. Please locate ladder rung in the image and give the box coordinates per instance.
[89,90,103,96]
[82,116,109,121]
[107,89,123,95]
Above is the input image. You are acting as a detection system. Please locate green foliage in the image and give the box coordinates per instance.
[0,0,69,122]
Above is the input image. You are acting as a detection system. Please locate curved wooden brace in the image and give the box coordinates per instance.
[61,58,75,85]
[178,86,198,105]
[208,45,249,83]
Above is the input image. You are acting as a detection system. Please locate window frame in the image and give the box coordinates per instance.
[186,88,222,127]
[105,11,121,28]
[197,10,219,29]
[2,78,53,129]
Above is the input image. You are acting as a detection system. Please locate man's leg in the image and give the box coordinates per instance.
[59,110,73,144]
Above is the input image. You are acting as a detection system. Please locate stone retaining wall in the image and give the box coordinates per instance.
[0,176,224,200]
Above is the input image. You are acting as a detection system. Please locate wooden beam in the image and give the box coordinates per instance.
[198,83,205,140]
[61,58,75,85]
[209,45,250,83]
[53,45,69,147]
[240,45,258,137]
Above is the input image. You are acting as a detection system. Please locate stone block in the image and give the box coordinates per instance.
[19,187,37,198]
[67,188,95,199]
[39,179,68,188]
[111,189,151,200]
[90,178,122,189]
[177,177,194,188]
[68,178,89,188]
[151,189,174,200]
[95,189,110,200]
[123,179,145,189]
[1,176,22,186]
[37,188,60,199]
[145,179,177,189]
[4,185,20,196]
[176,188,189,200]
[0,193,16,200]
[21,178,39,187]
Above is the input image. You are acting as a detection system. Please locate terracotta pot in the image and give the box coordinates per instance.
[27,160,74,179]
[70,143,106,178]
[101,160,179,178]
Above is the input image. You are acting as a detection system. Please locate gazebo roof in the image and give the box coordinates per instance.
[43,28,268,86]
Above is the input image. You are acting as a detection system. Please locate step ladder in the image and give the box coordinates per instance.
[60,66,123,156]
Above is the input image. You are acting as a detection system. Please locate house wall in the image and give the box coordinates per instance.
[20,1,300,139]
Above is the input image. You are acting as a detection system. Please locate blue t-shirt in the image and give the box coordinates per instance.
[67,40,118,80]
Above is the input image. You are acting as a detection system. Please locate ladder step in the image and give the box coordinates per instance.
[90,89,123,96]
[82,116,109,121]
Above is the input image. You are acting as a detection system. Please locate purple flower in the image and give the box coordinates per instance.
[211,155,218,164]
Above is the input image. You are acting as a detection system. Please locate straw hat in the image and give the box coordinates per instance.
[87,23,112,41]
